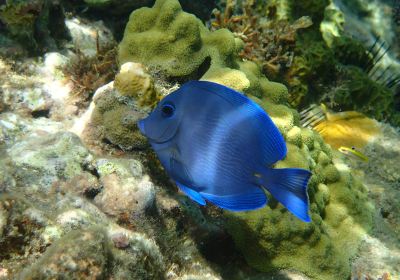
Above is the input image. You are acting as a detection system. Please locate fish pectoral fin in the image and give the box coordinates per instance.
[175,182,206,206]
[200,187,267,211]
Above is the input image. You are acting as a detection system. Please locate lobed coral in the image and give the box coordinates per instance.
[117,0,375,279]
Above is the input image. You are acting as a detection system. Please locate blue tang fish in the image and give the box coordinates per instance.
[138,81,312,222]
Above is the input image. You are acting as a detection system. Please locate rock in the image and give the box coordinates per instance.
[107,227,165,279]
[65,17,115,59]
[8,131,94,193]
[94,158,156,216]
[0,113,64,148]
[0,0,68,54]
[18,227,110,280]
[0,55,73,119]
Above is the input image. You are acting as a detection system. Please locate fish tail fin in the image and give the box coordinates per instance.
[259,167,312,222]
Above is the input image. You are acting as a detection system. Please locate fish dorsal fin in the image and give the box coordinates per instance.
[175,181,206,205]
[186,80,287,164]
[186,80,250,107]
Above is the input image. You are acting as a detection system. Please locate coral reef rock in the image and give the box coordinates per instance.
[3,0,400,279]
[0,0,68,54]
[94,158,156,216]
[65,17,115,59]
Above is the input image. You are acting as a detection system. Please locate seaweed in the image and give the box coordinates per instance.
[63,32,118,108]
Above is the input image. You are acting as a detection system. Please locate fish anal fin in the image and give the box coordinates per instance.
[176,182,206,206]
[200,187,267,211]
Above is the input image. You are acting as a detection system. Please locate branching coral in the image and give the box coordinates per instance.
[210,0,312,79]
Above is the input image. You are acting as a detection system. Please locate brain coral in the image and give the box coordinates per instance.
[118,0,374,279]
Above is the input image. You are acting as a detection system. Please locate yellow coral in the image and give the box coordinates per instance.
[114,62,160,107]
[200,67,250,92]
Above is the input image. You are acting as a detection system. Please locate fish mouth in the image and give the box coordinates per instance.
[137,119,174,144]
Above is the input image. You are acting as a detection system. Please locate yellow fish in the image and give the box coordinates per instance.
[338,146,369,162]
[300,104,381,150]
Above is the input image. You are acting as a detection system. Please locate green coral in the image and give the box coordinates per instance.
[225,128,373,280]
[118,0,247,90]
[118,0,292,96]
[118,0,375,279]
[119,0,209,77]
[223,92,374,279]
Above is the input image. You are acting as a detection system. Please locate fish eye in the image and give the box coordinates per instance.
[161,103,175,118]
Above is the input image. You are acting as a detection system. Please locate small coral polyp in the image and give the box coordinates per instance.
[117,0,374,279]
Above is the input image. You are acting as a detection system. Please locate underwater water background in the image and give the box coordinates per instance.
[0,0,399,279]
